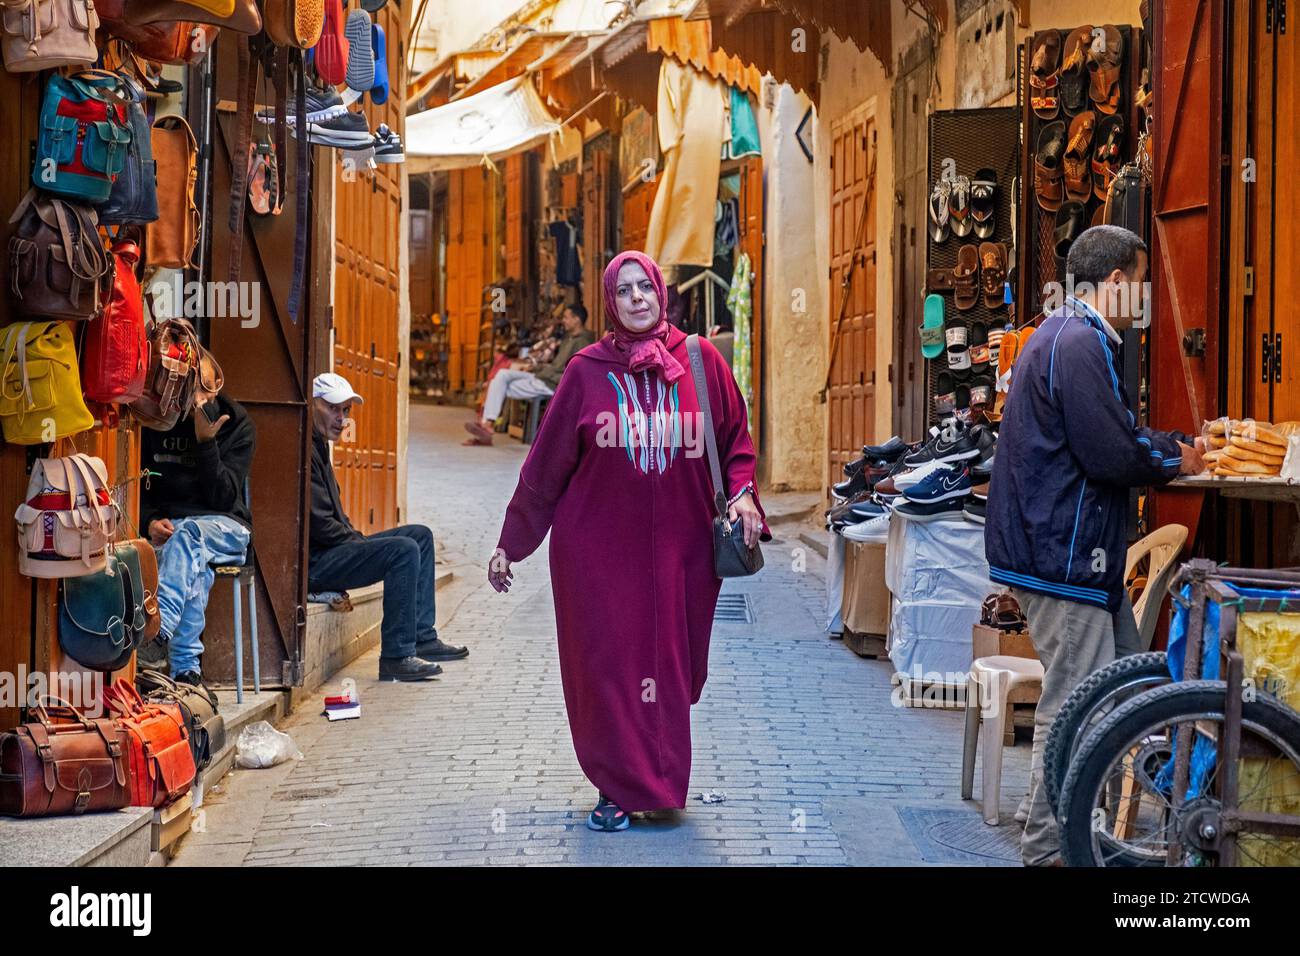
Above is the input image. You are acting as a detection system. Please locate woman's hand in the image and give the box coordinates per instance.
[488,547,514,593]
[728,492,763,549]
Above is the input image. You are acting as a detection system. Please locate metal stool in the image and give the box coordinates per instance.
[210,480,258,703]
[522,396,548,444]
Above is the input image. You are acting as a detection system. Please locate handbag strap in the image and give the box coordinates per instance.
[685,334,727,520]
[287,48,309,322]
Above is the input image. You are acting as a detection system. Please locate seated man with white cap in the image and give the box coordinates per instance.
[308,372,468,682]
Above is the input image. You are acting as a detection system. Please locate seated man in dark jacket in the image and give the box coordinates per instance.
[307,372,466,683]
[984,226,1204,866]
[141,353,255,685]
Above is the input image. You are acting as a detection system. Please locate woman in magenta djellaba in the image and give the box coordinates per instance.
[488,251,768,831]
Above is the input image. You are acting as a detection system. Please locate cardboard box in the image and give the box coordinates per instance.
[972,622,1038,662]
[842,539,889,636]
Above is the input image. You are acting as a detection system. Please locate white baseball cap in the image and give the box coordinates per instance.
[312,372,365,405]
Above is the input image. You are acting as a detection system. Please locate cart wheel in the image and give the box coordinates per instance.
[1059,680,1300,867]
[1044,652,1170,819]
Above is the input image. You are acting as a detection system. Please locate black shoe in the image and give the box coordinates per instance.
[174,670,205,688]
[414,636,469,661]
[894,497,967,523]
[378,656,443,681]
[903,423,994,467]
[302,110,374,147]
[833,467,870,499]
[863,436,909,462]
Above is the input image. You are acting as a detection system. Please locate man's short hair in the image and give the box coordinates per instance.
[1065,225,1148,287]
[567,303,588,325]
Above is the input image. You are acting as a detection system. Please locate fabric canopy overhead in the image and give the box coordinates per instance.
[405,75,560,172]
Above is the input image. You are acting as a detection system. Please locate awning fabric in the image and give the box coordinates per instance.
[405,75,560,172]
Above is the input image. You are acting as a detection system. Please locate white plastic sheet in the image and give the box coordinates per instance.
[825,531,845,635]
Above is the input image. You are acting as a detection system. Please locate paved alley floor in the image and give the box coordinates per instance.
[174,404,1031,867]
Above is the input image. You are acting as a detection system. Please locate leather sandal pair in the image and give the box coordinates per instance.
[952,242,1008,311]
[1091,114,1125,201]
[1062,111,1096,202]
[1035,120,1068,212]
[1029,30,1061,120]
[981,591,1027,632]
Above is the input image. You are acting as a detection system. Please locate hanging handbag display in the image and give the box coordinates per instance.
[96,76,160,226]
[145,115,201,270]
[104,679,196,808]
[127,316,202,430]
[264,0,323,49]
[14,452,115,578]
[119,537,161,640]
[0,322,97,445]
[136,671,224,773]
[0,697,130,817]
[685,334,765,578]
[31,71,133,205]
[125,0,262,34]
[0,0,99,72]
[82,238,151,405]
[99,7,218,65]
[58,545,150,671]
[7,189,112,323]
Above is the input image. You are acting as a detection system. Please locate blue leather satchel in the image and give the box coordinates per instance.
[32,71,133,204]
[97,75,159,225]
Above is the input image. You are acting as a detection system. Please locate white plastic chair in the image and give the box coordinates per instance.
[961,655,1044,825]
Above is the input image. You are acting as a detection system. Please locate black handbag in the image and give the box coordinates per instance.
[58,548,148,672]
[135,670,225,773]
[685,334,764,578]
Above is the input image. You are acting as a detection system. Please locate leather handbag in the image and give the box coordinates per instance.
[0,321,97,445]
[264,0,322,48]
[120,537,161,640]
[104,679,196,807]
[58,547,149,671]
[96,75,160,226]
[15,452,116,578]
[7,188,112,322]
[685,334,764,578]
[99,7,219,65]
[82,238,150,405]
[32,71,133,204]
[1,0,99,72]
[145,115,201,269]
[128,316,201,430]
[126,0,261,34]
[0,697,130,817]
[136,671,224,772]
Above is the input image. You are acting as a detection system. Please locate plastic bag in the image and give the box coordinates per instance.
[234,720,303,769]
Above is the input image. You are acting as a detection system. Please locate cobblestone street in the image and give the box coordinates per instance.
[174,404,1030,866]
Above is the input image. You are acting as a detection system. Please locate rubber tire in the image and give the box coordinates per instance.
[1059,680,1300,867]
[1044,652,1170,819]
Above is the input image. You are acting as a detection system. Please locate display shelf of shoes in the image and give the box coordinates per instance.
[409,313,449,398]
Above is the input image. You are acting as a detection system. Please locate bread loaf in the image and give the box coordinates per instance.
[1230,421,1288,448]
[1226,436,1287,462]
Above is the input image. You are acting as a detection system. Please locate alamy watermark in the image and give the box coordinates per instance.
[1042,275,1152,329]
[148,274,261,329]
[1,668,106,717]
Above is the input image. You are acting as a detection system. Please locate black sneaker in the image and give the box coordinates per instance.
[893,497,967,523]
[963,497,987,524]
[903,423,994,467]
[414,635,468,661]
[863,436,909,462]
[378,656,442,682]
[302,110,374,147]
[261,85,347,125]
[372,123,404,163]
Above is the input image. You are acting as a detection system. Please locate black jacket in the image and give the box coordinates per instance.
[310,431,362,555]
[140,393,255,532]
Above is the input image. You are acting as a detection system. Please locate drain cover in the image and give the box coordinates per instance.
[713,593,753,623]
[895,806,1021,865]
[282,786,340,801]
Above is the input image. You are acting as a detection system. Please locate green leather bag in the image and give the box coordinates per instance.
[58,546,148,672]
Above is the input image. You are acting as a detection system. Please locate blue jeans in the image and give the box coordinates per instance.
[155,515,251,677]
[308,525,437,659]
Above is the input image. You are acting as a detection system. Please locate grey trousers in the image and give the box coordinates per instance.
[1011,587,1141,866]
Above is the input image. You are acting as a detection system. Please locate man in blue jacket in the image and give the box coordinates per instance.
[985,226,1204,865]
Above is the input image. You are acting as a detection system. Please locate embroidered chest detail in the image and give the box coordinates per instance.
[604,370,682,475]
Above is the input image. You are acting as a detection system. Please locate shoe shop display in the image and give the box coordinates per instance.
[842,513,891,542]
[903,465,972,504]
[372,123,404,163]
[894,497,967,523]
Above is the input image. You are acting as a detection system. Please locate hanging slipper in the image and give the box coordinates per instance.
[1091,113,1125,201]
[928,179,952,243]
[935,370,957,415]
[969,321,990,373]
[1062,111,1096,202]
[1088,25,1124,115]
[1053,200,1087,266]
[1058,25,1094,115]
[344,8,375,93]
[314,0,349,86]
[1034,120,1068,212]
[970,168,997,239]
[979,242,1008,311]
[987,325,1006,369]
[954,381,972,410]
[953,242,980,311]
[949,175,973,238]
[921,294,946,359]
[369,21,389,105]
[996,327,1019,388]
[247,139,282,217]
[969,374,995,409]
[1028,31,1062,120]
[946,318,971,373]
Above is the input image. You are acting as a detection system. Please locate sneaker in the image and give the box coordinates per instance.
[372,124,404,163]
[259,84,347,125]
[893,497,967,523]
[863,435,910,462]
[301,110,374,147]
[904,466,972,503]
[892,459,954,492]
[842,513,891,541]
[962,497,986,524]
[587,792,630,832]
[378,656,442,682]
[902,422,993,467]
[344,9,375,92]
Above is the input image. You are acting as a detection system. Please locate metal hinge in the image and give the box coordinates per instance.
[1267,0,1287,32]
[1262,332,1283,384]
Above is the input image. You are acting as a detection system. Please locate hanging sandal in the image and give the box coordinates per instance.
[970,169,997,239]
[953,242,980,311]
[1062,110,1096,202]
[1053,200,1087,265]
[935,370,957,415]
[1058,25,1093,115]
[928,179,952,243]
[587,793,630,831]
[978,242,1007,311]
[969,321,990,372]
[946,319,971,372]
[949,175,973,238]
[1028,30,1062,120]
[1087,24,1124,115]
[1091,113,1125,201]
[1034,120,1068,212]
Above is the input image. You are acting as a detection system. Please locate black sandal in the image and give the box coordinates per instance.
[587,792,630,832]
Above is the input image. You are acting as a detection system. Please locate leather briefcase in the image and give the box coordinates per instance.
[136,671,225,772]
[0,697,130,817]
[104,678,195,807]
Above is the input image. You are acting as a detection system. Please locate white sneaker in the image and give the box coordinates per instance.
[893,459,953,491]
[842,513,890,541]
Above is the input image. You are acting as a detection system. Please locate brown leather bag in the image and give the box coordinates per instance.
[118,537,161,640]
[1,0,100,72]
[146,116,201,269]
[99,6,220,64]
[264,0,322,49]
[126,0,261,34]
[7,188,112,322]
[0,698,131,817]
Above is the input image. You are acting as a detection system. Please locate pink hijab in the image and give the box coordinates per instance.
[601,251,685,383]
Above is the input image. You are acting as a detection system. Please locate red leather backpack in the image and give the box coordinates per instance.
[81,238,149,404]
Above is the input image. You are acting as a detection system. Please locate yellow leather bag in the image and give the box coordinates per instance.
[0,321,95,444]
